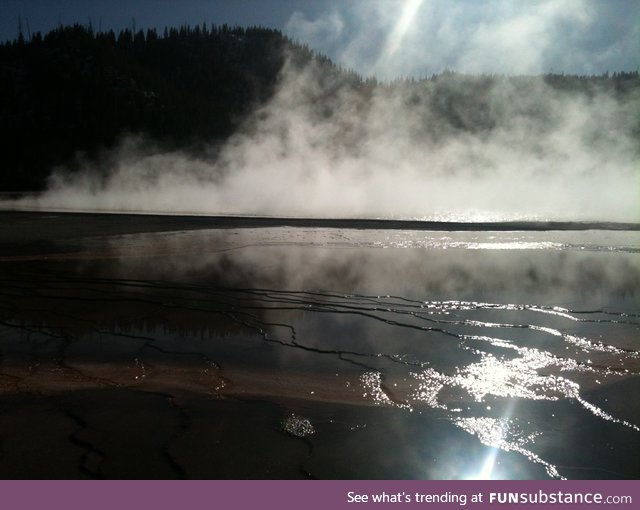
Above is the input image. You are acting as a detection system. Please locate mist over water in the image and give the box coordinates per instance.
[3,10,640,222]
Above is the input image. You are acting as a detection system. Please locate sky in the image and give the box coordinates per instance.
[2,0,639,78]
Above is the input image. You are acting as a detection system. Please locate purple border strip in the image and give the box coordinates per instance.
[1,480,639,510]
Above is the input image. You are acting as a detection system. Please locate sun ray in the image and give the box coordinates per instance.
[384,0,424,58]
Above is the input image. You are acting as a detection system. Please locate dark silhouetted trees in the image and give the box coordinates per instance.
[0,23,638,190]
[0,23,321,189]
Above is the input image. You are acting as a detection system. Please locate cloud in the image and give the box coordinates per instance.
[455,0,588,74]
[285,0,639,78]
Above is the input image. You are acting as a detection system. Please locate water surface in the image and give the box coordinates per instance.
[0,213,638,479]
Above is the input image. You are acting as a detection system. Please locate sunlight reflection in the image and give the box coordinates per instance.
[465,448,499,480]
[463,399,518,480]
[455,416,562,479]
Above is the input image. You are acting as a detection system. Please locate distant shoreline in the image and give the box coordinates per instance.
[1,209,639,237]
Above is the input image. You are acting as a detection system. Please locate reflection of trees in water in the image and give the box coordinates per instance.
[1,264,638,392]
[0,248,639,479]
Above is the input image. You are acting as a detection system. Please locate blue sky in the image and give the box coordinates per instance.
[2,0,638,78]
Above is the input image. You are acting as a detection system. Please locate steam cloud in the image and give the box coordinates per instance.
[5,1,640,222]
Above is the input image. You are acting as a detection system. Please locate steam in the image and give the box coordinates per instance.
[4,3,640,222]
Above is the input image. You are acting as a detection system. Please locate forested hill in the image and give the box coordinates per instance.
[0,23,353,190]
[1,23,638,191]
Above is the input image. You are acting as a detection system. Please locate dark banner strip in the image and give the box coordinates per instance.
[1,480,638,510]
